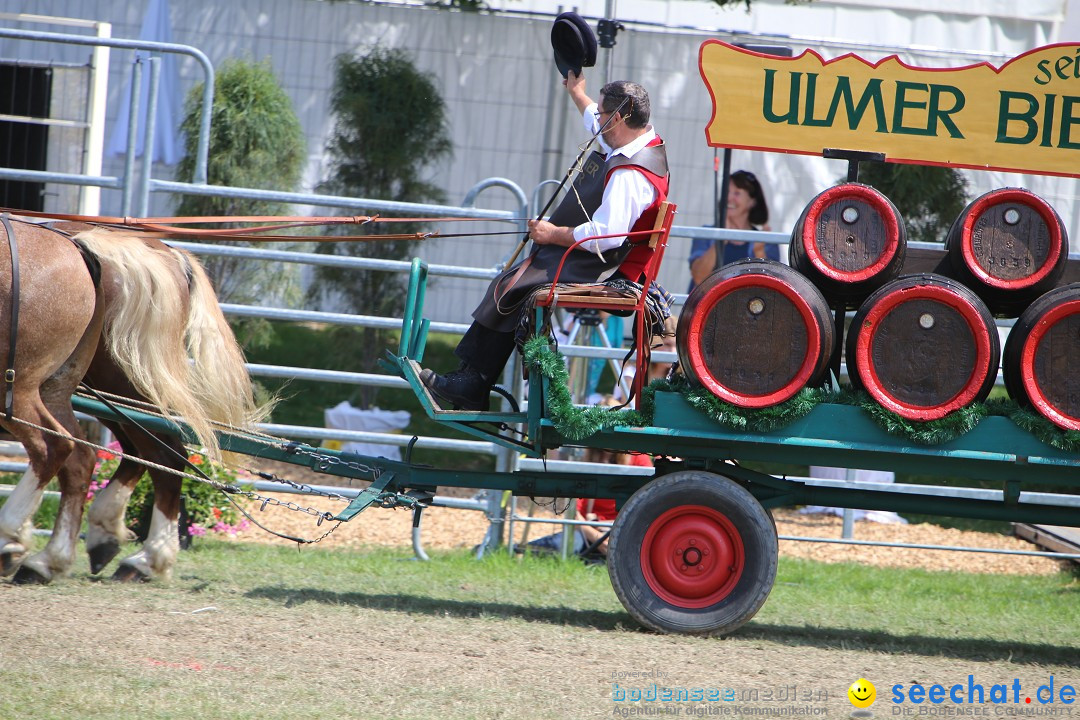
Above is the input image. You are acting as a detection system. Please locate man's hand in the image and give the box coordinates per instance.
[528,219,575,247]
[564,70,593,114]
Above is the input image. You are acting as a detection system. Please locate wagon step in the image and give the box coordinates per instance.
[400,358,525,422]
[395,356,542,456]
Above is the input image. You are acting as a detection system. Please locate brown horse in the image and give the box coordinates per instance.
[0,219,261,583]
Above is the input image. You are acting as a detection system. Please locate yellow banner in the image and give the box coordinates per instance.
[699,41,1080,178]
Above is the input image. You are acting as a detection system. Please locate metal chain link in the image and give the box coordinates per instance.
[282,443,384,480]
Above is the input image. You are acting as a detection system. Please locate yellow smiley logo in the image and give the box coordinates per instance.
[848,678,876,709]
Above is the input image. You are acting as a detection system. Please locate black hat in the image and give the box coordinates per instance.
[551,11,597,78]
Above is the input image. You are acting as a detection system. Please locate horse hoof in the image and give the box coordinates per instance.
[112,563,151,583]
[0,553,23,576]
[88,540,121,575]
[11,563,51,585]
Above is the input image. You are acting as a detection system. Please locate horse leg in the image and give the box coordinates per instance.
[12,388,99,584]
[17,439,96,584]
[113,433,186,583]
[0,465,46,575]
[85,426,140,574]
[0,401,80,583]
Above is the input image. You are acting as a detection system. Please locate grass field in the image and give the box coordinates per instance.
[1,540,1077,719]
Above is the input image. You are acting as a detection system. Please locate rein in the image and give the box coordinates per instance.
[0,207,529,241]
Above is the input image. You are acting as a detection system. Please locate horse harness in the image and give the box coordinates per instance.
[0,214,101,421]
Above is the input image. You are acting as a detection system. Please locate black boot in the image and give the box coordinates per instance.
[420,364,492,411]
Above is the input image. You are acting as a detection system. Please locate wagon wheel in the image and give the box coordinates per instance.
[608,470,778,636]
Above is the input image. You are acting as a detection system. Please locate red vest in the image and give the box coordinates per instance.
[612,135,669,282]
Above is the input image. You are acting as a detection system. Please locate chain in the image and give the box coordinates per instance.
[281,443,384,480]
[529,496,573,515]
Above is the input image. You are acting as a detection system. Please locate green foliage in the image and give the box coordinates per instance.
[174,58,307,306]
[92,450,245,536]
[311,47,453,406]
[855,162,970,244]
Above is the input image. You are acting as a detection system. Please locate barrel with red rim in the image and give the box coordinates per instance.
[788,182,906,307]
[846,274,1000,421]
[945,187,1068,317]
[677,258,833,408]
[1003,284,1080,431]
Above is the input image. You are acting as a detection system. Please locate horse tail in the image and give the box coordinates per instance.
[73,228,263,461]
[179,249,271,431]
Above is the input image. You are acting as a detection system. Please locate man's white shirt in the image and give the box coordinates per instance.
[570,102,658,255]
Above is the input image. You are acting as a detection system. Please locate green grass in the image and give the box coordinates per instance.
[3,539,1078,720]
[756,557,1080,663]
[165,540,1080,662]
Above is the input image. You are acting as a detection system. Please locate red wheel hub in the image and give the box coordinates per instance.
[640,505,744,609]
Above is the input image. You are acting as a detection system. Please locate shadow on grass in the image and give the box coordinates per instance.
[246,586,1080,666]
[741,623,1080,668]
[245,586,632,630]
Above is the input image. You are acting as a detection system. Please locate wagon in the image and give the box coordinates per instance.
[71,246,1080,638]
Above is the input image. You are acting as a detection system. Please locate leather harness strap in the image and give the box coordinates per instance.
[1,213,19,421]
[0,208,527,237]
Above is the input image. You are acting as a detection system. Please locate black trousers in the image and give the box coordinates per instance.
[454,321,517,381]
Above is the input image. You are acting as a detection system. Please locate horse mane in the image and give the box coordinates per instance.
[72,227,265,460]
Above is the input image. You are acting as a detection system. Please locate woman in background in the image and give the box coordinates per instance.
[688,169,774,290]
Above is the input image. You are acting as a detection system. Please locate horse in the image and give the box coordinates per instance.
[0,218,262,583]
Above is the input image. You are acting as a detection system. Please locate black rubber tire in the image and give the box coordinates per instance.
[608,470,778,636]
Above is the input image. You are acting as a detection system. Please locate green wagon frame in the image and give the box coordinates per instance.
[73,257,1080,637]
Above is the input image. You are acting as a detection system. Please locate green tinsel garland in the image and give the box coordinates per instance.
[850,392,987,445]
[1000,401,1080,454]
[523,337,1080,452]
[674,379,823,433]
[522,337,646,441]
[524,338,826,439]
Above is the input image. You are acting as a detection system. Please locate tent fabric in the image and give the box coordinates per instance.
[324,401,411,461]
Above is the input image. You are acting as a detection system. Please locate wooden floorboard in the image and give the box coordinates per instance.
[1013,523,1080,562]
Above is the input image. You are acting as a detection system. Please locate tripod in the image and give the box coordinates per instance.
[562,308,630,404]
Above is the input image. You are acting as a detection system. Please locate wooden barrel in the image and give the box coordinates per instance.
[677,259,834,408]
[788,183,906,307]
[945,187,1068,317]
[1002,284,1080,430]
[846,274,1000,421]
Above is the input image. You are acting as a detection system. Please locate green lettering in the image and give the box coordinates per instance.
[997,91,1038,145]
[928,84,965,138]
[1056,56,1073,80]
[1057,95,1080,149]
[1035,59,1052,85]
[802,73,830,127]
[762,69,801,125]
[823,76,888,132]
[892,81,932,135]
[1041,94,1056,147]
